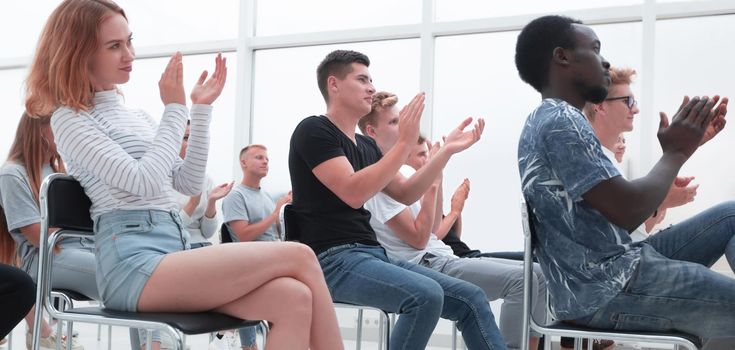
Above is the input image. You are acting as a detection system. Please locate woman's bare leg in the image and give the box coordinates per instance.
[24,307,53,337]
[137,242,343,350]
[216,276,312,349]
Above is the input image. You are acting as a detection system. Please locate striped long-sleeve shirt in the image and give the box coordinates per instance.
[51,90,212,220]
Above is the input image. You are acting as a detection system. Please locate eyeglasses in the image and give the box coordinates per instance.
[604,95,637,110]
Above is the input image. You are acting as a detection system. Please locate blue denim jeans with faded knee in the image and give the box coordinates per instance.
[576,201,735,345]
[318,243,507,350]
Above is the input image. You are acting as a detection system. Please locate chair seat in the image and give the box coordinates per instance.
[542,320,702,348]
[67,307,261,335]
[54,289,94,302]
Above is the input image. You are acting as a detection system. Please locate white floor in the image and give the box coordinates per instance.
[3,324,679,350]
[2,301,677,350]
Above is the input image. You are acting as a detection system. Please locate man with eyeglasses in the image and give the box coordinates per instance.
[583,67,699,241]
[516,15,734,348]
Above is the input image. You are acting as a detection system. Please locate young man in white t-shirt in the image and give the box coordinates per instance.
[360,92,547,350]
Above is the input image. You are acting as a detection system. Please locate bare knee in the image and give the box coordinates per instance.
[273,278,313,322]
[286,242,322,275]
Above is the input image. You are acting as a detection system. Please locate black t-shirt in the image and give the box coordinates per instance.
[441,223,480,257]
[288,115,383,255]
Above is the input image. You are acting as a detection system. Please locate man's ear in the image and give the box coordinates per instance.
[552,47,570,67]
[365,124,377,138]
[595,102,606,114]
[327,75,339,95]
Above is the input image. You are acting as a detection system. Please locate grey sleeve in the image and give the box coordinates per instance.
[222,190,250,224]
[0,173,41,232]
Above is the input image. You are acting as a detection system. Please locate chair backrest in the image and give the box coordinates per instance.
[220,223,234,244]
[45,174,93,232]
[282,204,300,242]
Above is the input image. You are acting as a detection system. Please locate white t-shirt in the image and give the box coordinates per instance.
[364,165,455,263]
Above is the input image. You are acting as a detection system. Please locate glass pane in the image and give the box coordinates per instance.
[0,69,28,156]
[0,0,58,58]
[0,0,238,59]
[256,0,421,36]
[653,15,735,235]
[436,0,641,22]
[119,0,239,47]
[122,52,238,186]
[432,22,641,251]
[251,39,421,194]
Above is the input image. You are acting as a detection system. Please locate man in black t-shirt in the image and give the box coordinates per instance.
[288,50,506,349]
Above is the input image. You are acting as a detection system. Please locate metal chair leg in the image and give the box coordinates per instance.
[355,309,363,350]
[55,297,64,350]
[107,325,112,350]
[146,330,152,350]
[377,313,384,350]
[384,312,391,350]
[574,338,582,350]
[452,321,458,350]
[65,321,73,350]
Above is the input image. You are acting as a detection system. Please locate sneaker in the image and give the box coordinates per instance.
[224,332,240,349]
[208,333,230,350]
[560,337,615,350]
[25,332,84,350]
[49,320,79,338]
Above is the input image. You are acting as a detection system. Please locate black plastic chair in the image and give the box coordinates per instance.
[280,204,391,350]
[220,223,234,243]
[32,173,262,350]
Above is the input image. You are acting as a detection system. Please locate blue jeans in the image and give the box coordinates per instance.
[576,201,735,345]
[318,243,507,350]
[239,326,257,348]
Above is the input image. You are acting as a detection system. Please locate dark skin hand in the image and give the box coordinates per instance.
[583,95,727,231]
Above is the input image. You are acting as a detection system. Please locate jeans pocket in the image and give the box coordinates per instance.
[614,313,673,332]
[112,219,154,260]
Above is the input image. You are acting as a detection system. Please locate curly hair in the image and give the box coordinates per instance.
[358,91,398,135]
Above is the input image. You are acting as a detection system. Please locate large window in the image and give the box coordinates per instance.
[123,52,238,186]
[255,0,422,36]
[0,69,28,155]
[435,0,642,21]
[653,14,735,229]
[432,21,643,251]
[251,39,421,193]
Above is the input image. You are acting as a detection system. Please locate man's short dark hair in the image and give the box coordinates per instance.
[515,15,582,93]
[317,50,370,102]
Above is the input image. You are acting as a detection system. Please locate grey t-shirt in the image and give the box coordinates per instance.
[221,183,278,242]
[518,98,641,320]
[0,162,54,273]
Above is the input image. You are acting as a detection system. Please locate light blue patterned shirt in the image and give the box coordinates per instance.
[518,98,642,320]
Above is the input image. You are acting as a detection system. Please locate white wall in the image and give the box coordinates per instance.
[1,0,734,256]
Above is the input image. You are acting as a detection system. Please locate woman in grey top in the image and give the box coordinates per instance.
[25,1,343,349]
[0,113,92,350]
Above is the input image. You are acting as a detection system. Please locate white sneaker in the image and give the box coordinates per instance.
[224,332,240,349]
[25,332,84,350]
[208,334,230,350]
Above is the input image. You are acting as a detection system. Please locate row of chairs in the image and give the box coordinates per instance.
[31,174,262,350]
[28,173,705,350]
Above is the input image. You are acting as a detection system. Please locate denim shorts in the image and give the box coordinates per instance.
[95,209,189,311]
